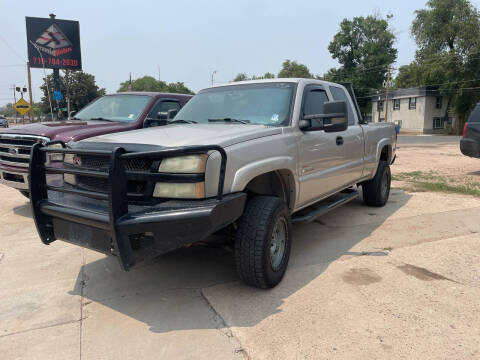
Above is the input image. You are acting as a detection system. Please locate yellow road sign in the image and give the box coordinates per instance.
[14,98,31,116]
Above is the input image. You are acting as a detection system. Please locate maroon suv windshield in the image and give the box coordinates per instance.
[74,95,152,123]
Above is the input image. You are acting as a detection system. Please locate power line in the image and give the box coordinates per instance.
[0,35,25,62]
[0,64,26,68]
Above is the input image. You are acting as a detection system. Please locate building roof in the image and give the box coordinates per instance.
[372,86,441,101]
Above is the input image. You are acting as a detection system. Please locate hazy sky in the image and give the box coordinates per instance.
[1,0,480,106]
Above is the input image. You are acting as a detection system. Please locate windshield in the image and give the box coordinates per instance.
[174,82,296,126]
[74,95,152,122]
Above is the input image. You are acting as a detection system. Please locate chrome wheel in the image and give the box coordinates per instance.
[270,217,288,271]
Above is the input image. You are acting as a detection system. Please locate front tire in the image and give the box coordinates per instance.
[362,161,391,207]
[235,196,292,289]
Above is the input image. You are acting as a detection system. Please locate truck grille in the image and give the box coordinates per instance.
[69,154,154,197]
[0,134,49,168]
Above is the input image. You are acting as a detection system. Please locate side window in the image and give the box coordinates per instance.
[329,86,355,125]
[148,100,180,119]
[303,88,329,117]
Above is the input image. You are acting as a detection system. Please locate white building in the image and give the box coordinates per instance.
[371,87,454,133]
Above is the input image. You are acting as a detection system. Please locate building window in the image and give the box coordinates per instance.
[409,97,416,109]
[393,99,400,110]
[433,117,445,129]
[436,97,443,109]
[377,100,384,112]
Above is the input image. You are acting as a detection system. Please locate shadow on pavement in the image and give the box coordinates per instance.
[68,190,412,333]
[13,203,32,218]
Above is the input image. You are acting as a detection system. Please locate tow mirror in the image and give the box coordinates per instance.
[300,100,348,133]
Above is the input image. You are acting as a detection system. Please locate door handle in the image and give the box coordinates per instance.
[336,136,344,146]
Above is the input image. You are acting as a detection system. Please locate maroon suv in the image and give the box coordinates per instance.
[0,92,192,196]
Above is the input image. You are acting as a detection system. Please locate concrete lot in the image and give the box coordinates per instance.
[1,142,480,359]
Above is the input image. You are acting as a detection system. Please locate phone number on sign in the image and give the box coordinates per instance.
[33,57,79,67]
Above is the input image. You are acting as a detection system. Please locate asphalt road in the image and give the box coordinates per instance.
[397,135,461,145]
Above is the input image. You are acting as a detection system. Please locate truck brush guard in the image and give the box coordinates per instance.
[29,142,246,271]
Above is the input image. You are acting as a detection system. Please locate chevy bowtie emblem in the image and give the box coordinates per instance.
[73,155,82,166]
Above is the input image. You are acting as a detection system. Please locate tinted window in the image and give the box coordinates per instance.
[148,100,180,118]
[468,104,480,123]
[329,86,354,124]
[303,89,328,116]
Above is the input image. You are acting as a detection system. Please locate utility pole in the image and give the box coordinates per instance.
[27,61,34,122]
[11,84,17,123]
[384,65,391,123]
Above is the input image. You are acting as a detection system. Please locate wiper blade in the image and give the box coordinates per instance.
[168,119,197,124]
[208,118,250,124]
[89,117,116,122]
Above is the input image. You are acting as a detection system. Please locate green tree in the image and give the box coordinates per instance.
[233,73,249,82]
[407,0,480,133]
[118,75,194,94]
[323,14,397,113]
[40,71,106,115]
[232,72,276,82]
[277,60,312,78]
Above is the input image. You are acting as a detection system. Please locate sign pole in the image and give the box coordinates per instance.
[27,61,35,122]
[12,84,17,124]
[20,91,24,125]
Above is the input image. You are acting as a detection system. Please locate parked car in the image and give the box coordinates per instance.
[460,103,480,158]
[0,116,8,128]
[29,79,396,288]
[0,92,192,197]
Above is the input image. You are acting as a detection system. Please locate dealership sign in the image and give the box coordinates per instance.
[26,16,82,70]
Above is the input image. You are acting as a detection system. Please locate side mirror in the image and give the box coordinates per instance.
[300,100,348,133]
[157,112,168,120]
[143,117,167,128]
[167,109,178,119]
[69,111,77,119]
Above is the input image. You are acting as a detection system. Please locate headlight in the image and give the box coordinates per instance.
[64,153,74,164]
[153,182,205,199]
[63,152,76,185]
[158,155,207,173]
[154,155,207,198]
[46,143,64,162]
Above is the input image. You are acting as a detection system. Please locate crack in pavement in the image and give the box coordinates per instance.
[0,318,86,338]
[199,288,250,359]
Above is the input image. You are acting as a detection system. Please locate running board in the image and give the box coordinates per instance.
[292,190,359,224]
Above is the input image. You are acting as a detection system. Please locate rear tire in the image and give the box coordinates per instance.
[362,161,391,207]
[19,191,30,199]
[234,196,292,289]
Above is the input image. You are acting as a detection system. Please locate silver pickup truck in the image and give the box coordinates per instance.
[29,79,396,288]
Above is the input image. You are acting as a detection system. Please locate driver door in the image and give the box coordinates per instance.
[297,85,348,207]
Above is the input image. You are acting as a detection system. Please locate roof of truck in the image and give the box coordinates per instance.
[108,92,193,98]
[212,78,344,88]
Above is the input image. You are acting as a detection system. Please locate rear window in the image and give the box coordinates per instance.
[468,104,480,123]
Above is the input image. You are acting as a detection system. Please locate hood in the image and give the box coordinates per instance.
[0,120,133,142]
[80,124,282,148]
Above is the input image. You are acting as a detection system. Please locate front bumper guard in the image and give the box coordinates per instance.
[29,143,246,270]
